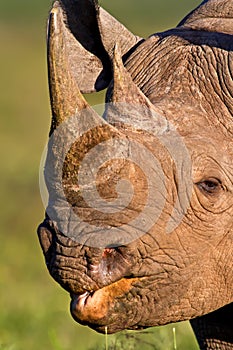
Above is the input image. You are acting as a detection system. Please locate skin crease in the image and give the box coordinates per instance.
[38,1,233,349]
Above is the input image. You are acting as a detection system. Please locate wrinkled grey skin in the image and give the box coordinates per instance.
[38,1,233,349]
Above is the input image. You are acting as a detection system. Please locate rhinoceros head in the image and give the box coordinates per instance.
[38,0,233,348]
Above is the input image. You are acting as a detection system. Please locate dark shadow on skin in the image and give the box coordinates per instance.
[191,303,233,345]
[155,28,233,52]
[60,0,110,64]
[60,0,112,90]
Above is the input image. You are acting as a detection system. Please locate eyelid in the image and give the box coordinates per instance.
[196,177,221,185]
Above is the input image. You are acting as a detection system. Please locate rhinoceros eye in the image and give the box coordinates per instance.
[197,178,222,195]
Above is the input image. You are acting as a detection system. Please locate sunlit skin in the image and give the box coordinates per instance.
[38,1,233,349]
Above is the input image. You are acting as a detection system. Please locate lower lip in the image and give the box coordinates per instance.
[70,277,140,324]
[70,287,110,325]
[71,291,92,309]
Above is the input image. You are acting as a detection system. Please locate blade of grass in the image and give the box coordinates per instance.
[173,327,177,350]
[105,326,108,350]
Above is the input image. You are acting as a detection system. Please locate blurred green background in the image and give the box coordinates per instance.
[0,0,201,349]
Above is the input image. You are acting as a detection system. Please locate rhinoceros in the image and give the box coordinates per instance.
[37,0,233,349]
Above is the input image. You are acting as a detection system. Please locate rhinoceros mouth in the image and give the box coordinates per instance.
[70,277,140,330]
[70,290,105,322]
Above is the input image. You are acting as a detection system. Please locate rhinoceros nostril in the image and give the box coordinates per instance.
[100,247,131,278]
[102,247,116,258]
[87,248,118,279]
[85,246,134,288]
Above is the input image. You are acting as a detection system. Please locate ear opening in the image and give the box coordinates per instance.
[52,0,143,94]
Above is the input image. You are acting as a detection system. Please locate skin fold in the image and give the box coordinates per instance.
[37,1,233,349]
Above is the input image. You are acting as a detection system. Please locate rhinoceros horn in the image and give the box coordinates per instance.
[45,0,169,248]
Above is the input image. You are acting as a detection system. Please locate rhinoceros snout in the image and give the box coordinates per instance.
[37,218,136,293]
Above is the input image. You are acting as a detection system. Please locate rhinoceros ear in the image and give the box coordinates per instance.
[51,0,142,93]
[178,0,233,34]
[47,3,119,135]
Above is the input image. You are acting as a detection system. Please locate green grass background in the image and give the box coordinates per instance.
[0,0,201,349]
